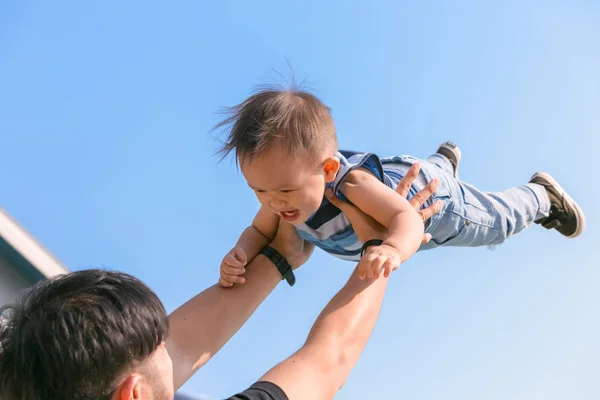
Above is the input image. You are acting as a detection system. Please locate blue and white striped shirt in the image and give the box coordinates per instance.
[294,150,429,261]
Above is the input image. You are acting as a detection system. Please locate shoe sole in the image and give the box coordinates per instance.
[531,172,586,238]
[437,141,462,178]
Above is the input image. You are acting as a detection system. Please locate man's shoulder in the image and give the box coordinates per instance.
[225,381,288,400]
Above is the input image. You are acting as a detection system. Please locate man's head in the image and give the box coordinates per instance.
[0,269,174,400]
[218,87,341,224]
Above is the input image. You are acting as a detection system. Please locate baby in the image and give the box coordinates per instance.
[216,88,585,286]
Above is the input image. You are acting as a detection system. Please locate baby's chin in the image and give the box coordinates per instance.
[286,215,309,226]
[298,209,321,224]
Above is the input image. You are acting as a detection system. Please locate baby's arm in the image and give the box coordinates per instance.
[339,168,424,276]
[239,206,280,261]
[219,206,279,287]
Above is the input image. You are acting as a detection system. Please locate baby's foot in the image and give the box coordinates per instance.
[530,172,585,238]
[435,141,461,178]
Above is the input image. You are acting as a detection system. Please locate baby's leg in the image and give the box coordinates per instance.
[381,144,580,249]
[428,141,461,178]
[420,167,552,249]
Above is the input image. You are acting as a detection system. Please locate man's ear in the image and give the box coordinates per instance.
[113,374,143,400]
[323,156,341,183]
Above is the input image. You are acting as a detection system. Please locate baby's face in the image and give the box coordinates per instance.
[241,146,339,225]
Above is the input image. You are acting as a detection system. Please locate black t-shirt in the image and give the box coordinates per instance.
[225,381,288,400]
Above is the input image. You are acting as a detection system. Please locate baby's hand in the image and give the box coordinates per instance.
[219,247,248,287]
[358,244,401,279]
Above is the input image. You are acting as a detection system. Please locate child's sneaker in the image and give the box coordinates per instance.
[436,141,462,178]
[529,172,585,238]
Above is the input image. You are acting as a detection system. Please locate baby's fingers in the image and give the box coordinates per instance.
[220,267,246,285]
[357,259,371,280]
[220,274,246,285]
[231,248,248,264]
[224,254,245,269]
[219,277,234,287]
[382,258,398,278]
[221,264,246,277]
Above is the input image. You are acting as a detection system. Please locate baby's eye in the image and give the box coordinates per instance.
[280,189,296,194]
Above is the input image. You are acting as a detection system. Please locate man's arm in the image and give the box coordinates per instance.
[168,254,281,389]
[258,266,388,399]
[168,222,313,390]
[241,163,442,400]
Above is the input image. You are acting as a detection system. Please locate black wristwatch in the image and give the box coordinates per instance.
[260,246,296,286]
[360,239,384,257]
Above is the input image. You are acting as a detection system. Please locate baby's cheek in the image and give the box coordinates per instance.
[307,195,323,212]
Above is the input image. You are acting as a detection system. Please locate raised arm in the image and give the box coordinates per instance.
[247,163,441,400]
[168,221,312,389]
[259,261,389,399]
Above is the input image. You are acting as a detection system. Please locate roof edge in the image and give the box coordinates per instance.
[0,207,69,278]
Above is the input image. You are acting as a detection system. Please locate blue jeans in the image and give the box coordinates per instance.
[381,154,551,250]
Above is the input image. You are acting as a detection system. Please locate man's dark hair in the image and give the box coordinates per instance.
[0,269,169,400]
[216,86,338,165]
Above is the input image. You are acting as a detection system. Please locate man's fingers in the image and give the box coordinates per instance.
[418,200,443,222]
[421,232,432,244]
[396,162,421,198]
[409,178,439,210]
[410,193,427,210]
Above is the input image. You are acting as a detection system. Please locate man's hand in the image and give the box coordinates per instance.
[219,247,248,287]
[253,164,443,399]
[270,219,315,270]
[396,162,443,232]
[326,162,442,279]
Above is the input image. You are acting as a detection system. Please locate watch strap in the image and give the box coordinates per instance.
[260,246,296,286]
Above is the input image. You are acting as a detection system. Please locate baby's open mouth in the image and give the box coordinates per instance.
[280,209,300,222]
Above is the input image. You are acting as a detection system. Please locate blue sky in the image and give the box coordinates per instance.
[1,1,598,399]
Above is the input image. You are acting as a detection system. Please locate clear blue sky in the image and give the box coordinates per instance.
[1,1,598,399]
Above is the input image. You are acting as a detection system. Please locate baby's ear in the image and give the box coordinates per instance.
[323,156,341,183]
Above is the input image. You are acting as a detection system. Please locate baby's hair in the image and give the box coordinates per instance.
[216,84,337,165]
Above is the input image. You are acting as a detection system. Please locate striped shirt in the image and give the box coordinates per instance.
[294,150,429,261]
